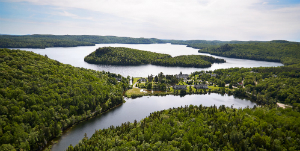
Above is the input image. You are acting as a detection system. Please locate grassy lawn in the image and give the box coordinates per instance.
[132,77,141,85]
[137,83,146,88]
[126,86,174,98]
[132,77,147,85]
[208,85,221,91]
[208,85,235,91]
[127,77,238,97]
[125,88,148,97]
[126,84,235,98]
[169,87,174,92]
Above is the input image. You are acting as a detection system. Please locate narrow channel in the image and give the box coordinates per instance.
[51,94,256,151]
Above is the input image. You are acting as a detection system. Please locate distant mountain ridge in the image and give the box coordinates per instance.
[0,35,165,49]
[0,34,298,49]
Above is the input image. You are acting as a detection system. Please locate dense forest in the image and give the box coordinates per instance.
[198,41,300,66]
[0,35,164,49]
[164,40,267,49]
[0,35,248,49]
[1,37,300,151]
[128,66,300,107]
[0,48,129,150]
[84,47,225,68]
[67,105,300,151]
[190,67,300,106]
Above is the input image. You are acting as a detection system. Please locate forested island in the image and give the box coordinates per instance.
[84,47,225,68]
[0,48,129,150]
[67,105,300,150]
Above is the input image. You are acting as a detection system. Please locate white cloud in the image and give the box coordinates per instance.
[57,11,93,20]
[60,11,77,18]
[2,0,300,41]
[262,2,269,5]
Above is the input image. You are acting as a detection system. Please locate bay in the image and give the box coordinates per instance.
[18,43,283,77]
[51,94,256,151]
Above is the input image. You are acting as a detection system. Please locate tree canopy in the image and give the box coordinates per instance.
[84,47,225,68]
[198,42,300,66]
[67,105,300,151]
[192,66,300,106]
[0,48,129,150]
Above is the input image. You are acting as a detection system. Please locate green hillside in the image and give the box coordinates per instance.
[84,47,225,68]
[191,67,300,105]
[164,40,267,49]
[67,105,300,151]
[0,48,129,150]
[198,41,300,66]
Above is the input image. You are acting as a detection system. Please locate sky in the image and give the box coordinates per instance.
[0,0,300,41]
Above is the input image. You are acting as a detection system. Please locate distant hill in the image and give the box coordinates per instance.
[0,35,165,48]
[1,34,297,50]
[198,42,300,66]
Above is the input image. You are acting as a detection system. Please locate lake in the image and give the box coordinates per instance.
[51,94,256,151]
[18,43,283,77]
[13,43,282,151]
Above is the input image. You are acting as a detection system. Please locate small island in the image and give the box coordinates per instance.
[84,47,226,68]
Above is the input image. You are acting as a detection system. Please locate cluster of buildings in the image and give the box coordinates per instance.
[174,72,208,90]
[135,72,211,90]
[138,78,147,82]
[173,84,208,90]
[175,73,189,80]
[173,72,211,90]
[199,72,217,77]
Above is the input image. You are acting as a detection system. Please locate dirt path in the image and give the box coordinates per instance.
[242,79,245,88]
[276,103,292,109]
[132,82,138,88]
